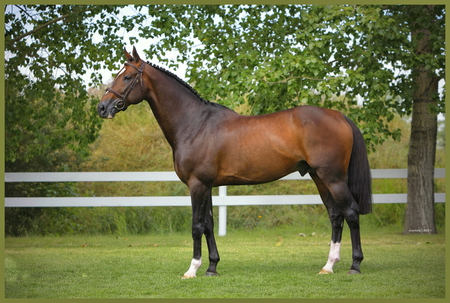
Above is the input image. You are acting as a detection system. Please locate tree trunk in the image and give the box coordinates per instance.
[403,5,439,235]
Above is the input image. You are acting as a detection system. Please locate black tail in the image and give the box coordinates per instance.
[344,116,373,215]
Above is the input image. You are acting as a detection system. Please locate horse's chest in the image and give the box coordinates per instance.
[172,147,218,185]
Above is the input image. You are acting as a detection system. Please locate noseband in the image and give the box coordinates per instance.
[105,61,145,111]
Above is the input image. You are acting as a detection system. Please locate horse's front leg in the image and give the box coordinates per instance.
[204,195,220,276]
[182,181,220,279]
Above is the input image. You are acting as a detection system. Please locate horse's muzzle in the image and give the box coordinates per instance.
[97,99,118,119]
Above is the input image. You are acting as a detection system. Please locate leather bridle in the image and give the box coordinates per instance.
[105,61,145,111]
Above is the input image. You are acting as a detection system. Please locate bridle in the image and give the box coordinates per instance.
[105,61,145,111]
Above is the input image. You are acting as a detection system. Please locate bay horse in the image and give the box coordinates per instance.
[97,47,372,278]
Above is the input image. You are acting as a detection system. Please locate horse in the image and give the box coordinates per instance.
[97,47,372,278]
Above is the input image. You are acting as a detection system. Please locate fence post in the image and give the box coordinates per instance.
[218,186,227,236]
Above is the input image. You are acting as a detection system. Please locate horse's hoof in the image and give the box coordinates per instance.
[318,268,333,274]
[347,269,361,275]
[181,274,196,279]
[205,271,219,277]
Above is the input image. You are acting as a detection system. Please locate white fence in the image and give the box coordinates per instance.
[4,169,446,236]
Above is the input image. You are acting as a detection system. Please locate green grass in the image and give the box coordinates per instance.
[5,226,445,298]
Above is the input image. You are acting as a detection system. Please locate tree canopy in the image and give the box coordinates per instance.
[5,5,445,165]
[135,4,444,151]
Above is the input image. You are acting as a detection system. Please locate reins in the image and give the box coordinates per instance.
[105,61,145,111]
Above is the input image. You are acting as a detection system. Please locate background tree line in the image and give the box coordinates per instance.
[4,4,445,235]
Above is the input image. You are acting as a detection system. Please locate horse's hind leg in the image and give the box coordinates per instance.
[324,179,364,274]
[311,173,345,274]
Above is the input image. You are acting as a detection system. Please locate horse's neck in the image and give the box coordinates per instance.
[144,67,226,148]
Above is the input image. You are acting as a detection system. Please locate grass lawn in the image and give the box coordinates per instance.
[4,226,445,298]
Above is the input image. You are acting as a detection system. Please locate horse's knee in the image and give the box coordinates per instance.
[192,223,204,239]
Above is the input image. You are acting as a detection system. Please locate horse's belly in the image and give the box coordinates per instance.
[216,148,301,185]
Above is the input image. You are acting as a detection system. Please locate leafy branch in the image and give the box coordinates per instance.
[9,6,88,44]
[11,14,70,43]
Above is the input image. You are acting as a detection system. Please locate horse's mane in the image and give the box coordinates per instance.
[146,61,228,109]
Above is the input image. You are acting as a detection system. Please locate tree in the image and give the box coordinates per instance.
[129,4,444,233]
[4,5,134,174]
[400,5,443,234]
[4,4,131,235]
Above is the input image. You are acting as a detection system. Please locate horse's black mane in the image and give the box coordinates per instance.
[146,61,227,109]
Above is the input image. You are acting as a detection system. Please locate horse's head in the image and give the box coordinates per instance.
[97,47,146,119]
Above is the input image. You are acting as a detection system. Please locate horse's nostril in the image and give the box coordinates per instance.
[100,104,105,112]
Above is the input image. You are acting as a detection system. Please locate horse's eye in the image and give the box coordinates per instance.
[124,75,132,81]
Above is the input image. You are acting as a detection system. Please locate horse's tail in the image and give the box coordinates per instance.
[344,115,373,215]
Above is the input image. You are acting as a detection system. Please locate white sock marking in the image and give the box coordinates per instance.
[322,242,341,273]
[182,258,202,278]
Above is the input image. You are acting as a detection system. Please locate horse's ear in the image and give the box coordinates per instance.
[124,48,133,62]
[132,46,141,63]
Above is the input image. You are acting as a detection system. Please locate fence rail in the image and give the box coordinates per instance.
[5,169,445,236]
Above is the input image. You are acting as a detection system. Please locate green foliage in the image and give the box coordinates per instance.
[133,4,444,151]
[4,5,134,236]
[5,206,192,237]
[4,5,132,169]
